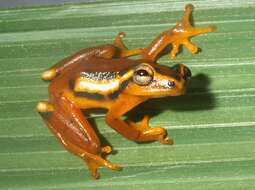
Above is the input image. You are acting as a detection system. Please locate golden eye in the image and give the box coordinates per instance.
[133,66,153,86]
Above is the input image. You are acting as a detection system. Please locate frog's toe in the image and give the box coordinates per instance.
[170,43,180,59]
[159,136,174,145]
[101,146,112,154]
[109,163,122,171]
[36,101,54,113]
[177,3,216,34]
[91,169,100,179]
[41,68,57,81]
[182,39,199,54]
[104,160,122,171]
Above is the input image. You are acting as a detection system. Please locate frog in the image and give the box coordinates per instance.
[36,4,216,179]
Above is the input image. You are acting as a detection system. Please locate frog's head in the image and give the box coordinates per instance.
[124,62,191,98]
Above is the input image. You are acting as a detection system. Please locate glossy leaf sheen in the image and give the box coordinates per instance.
[0,1,255,189]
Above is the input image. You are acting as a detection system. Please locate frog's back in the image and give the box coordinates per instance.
[48,56,139,100]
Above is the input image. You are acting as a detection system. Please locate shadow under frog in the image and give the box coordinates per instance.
[89,73,215,151]
[128,73,215,119]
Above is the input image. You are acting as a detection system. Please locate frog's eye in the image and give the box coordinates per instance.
[133,66,153,86]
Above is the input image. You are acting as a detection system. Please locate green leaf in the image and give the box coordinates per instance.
[1,1,255,189]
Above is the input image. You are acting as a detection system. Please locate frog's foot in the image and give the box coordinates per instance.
[83,152,121,179]
[127,115,173,145]
[169,4,216,58]
[114,32,143,57]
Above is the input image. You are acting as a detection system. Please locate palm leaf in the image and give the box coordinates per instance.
[1,1,255,189]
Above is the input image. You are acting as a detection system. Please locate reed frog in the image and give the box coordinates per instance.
[37,4,216,178]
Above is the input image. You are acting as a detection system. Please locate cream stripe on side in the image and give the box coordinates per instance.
[74,70,134,95]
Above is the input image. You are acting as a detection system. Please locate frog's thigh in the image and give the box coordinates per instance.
[37,100,100,154]
[37,99,120,178]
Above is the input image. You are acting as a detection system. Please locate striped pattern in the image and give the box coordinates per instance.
[80,71,118,80]
[0,1,255,189]
[76,71,122,94]
[74,70,133,96]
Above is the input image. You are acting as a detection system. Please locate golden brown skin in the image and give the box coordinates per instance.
[37,4,216,179]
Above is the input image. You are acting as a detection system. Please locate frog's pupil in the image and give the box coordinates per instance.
[136,69,149,76]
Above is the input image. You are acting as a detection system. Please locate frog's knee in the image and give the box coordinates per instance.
[41,68,57,81]
[36,101,54,113]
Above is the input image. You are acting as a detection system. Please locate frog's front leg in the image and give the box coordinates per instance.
[127,115,173,144]
[105,94,172,144]
[141,4,216,61]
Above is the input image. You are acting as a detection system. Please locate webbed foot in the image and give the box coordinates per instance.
[84,152,122,179]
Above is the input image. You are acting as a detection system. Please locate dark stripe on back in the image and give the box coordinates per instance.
[73,80,130,100]
[75,92,104,100]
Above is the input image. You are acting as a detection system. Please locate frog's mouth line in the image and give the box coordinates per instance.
[151,79,176,90]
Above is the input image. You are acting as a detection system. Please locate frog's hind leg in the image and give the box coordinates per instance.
[141,4,216,61]
[36,100,121,179]
[113,32,144,57]
[56,140,120,179]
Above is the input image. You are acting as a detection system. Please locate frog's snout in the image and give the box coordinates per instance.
[183,66,192,81]
[171,64,192,81]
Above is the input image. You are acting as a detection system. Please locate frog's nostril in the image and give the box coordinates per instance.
[168,81,175,87]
